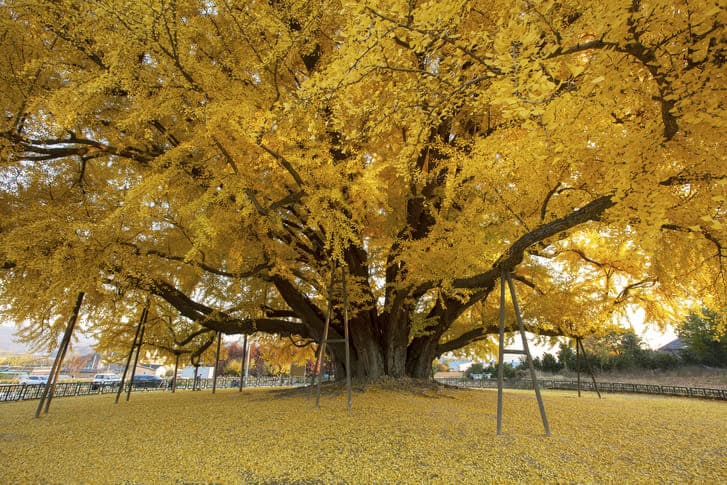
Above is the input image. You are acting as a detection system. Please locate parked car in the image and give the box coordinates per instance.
[93,373,121,384]
[131,374,164,388]
[91,373,121,389]
[19,375,49,385]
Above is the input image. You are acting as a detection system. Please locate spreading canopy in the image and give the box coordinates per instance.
[1,0,725,378]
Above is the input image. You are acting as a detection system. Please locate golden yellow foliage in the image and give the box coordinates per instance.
[1,386,725,483]
[0,0,725,378]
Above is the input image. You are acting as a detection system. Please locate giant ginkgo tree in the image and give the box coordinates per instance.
[1,0,724,379]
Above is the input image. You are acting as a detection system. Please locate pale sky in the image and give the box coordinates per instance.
[0,322,96,355]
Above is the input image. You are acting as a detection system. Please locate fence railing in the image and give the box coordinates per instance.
[5,376,723,403]
[0,375,316,403]
[435,377,727,400]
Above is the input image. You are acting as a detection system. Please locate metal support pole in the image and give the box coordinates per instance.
[212,331,222,394]
[239,334,248,392]
[36,292,84,417]
[496,274,506,435]
[116,306,147,404]
[506,273,551,436]
[342,266,352,414]
[125,309,147,402]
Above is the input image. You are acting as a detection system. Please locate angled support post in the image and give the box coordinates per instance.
[125,307,147,401]
[116,306,147,404]
[576,337,581,397]
[497,272,551,436]
[172,353,180,393]
[341,265,352,414]
[35,292,84,417]
[239,334,248,391]
[577,337,602,399]
[314,261,337,408]
[496,274,506,435]
[212,331,222,394]
[242,335,251,389]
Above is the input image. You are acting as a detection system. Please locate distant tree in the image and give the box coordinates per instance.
[557,344,576,371]
[541,353,563,373]
[249,345,265,377]
[432,359,450,374]
[581,331,681,371]
[224,360,242,377]
[678,309,727,367]
[616,332,648,369]
[223,342,247,376]
[226,342,246,361]
[465,362,486,378]
[483,362,523,379]
[64,353,91,375]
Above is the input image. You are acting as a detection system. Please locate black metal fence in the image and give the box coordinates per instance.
[0,375,314,403]
[4,376,724,403]
[435,377,727,400]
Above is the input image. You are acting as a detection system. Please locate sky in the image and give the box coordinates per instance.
[0,322,96,355]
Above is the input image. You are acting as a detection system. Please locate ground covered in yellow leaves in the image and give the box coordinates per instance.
[1,384,725,483]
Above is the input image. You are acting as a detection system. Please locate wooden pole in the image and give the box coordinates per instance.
[35,292,84,418]
[212,331,222,394]
[496,274,506,435]
[576,337,581,397]
[314,261,337,409]
[342,266,352,414]
[239,334,248,392]
[43,327,73,415]
[505,273,551,436]
[43,293,85,414]
[125,309,147,402]
[243,337,251,386]
[115,306,147,404]
[172,353,180,393]
[577,338,602,399]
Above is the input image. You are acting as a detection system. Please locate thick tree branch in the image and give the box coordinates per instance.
[143,278,312,338]
[1,131,162,164]
[119,241,269,279]
[456,195,615,290]
[408,195,616,356]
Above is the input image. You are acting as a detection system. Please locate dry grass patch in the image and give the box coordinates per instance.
[1,384,725,483]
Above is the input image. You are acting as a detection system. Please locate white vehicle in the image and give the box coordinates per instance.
[20,375,49,385]
[92,373,121,385]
